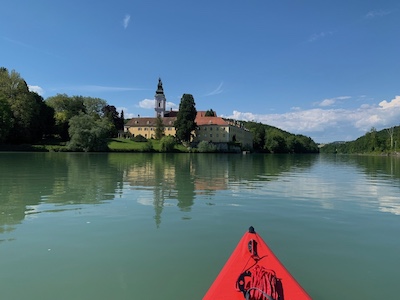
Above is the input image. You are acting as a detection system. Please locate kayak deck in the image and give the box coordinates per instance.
[203,227,312,299]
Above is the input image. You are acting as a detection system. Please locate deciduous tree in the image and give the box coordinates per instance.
[67,113,111,151]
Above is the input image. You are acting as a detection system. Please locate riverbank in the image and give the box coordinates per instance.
[0,138,187,153]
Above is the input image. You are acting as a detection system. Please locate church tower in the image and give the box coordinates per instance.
[154,78,166,117]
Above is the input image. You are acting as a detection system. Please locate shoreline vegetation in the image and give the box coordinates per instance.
[0,138,233,153]
[1,67,319,154]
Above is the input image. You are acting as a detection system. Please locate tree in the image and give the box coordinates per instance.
[0,69,45,143]
[120,110,125,129]
[83,96,107,118]
[265,130,287,153]
[46,94,85,140]
[252,123,266,150]
[23,92,55,141]
[205,109,216,117]
[102,105,121,137]
[155,115,165,139]
[67,113,111,151]
[386,127,394,150]
[174,94,197,144]
[0,95,13,142]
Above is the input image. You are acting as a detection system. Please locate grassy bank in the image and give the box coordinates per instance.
[0,138,188,152]
[108,138,187,152]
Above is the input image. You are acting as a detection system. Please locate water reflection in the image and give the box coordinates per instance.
[320,155,400,215]
[1,153,399,235]
[0,153,123,236]
[119,154,319,226]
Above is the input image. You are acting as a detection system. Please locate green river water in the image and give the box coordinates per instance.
[0,152,399,299]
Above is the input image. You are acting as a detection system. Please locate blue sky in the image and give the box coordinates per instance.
[2,0,399,143]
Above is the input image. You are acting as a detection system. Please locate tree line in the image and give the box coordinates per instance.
[1,67,319,153]
[0,67,124,151]
[320,126,400,154]
[243,121,319,153]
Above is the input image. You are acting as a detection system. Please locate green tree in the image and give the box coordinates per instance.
[102,105,121,137]
[29,92,55,140]
[120,110,125,128]
[83,96,107,118]
[155,115,165,139]
[174,94,197,144]
[0,68,58,143]
[67,114,111,151]
[252,123,266,150]
[0,95,13,142]
[205,109,215,117]
[266,130,287,153]
[0,69,45,143]
[46,94,85,140]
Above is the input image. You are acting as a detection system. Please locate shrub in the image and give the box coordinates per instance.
[160,136,176,152]
[131,134,147,142]
[197,141,217,153]
[142,141,154,152]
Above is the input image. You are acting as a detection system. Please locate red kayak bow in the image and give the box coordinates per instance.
[203,226,312,300]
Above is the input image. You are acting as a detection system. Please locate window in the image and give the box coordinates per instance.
[138,128,142,131]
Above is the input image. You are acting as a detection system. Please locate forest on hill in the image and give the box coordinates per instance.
[242,121,319,153]
[320,126,400,154]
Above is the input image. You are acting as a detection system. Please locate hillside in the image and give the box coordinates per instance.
[241,120,319,153]
[320,126,400,154]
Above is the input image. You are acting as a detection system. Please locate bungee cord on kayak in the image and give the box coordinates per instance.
[203,226,312,299]
[236,236,280,300]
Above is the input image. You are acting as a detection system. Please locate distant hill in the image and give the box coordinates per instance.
[240,120,319,153]
[320,126,400,154]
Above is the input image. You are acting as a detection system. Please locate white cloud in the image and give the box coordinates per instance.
[205,82,224,96]
[28,85,44,95]
[365,9,391,19]
[225,95,400,142]
[379,96,400,109]
[123,14,131,29]
[166,101,179,110]
[138,98,178,110]
[316,96,351,107]
[138,99,155,109]
[319,98,336,107]
[308,31,334,42]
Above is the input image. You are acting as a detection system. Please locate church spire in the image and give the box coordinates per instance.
[154,78,166,117]
[156,77,164,95]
